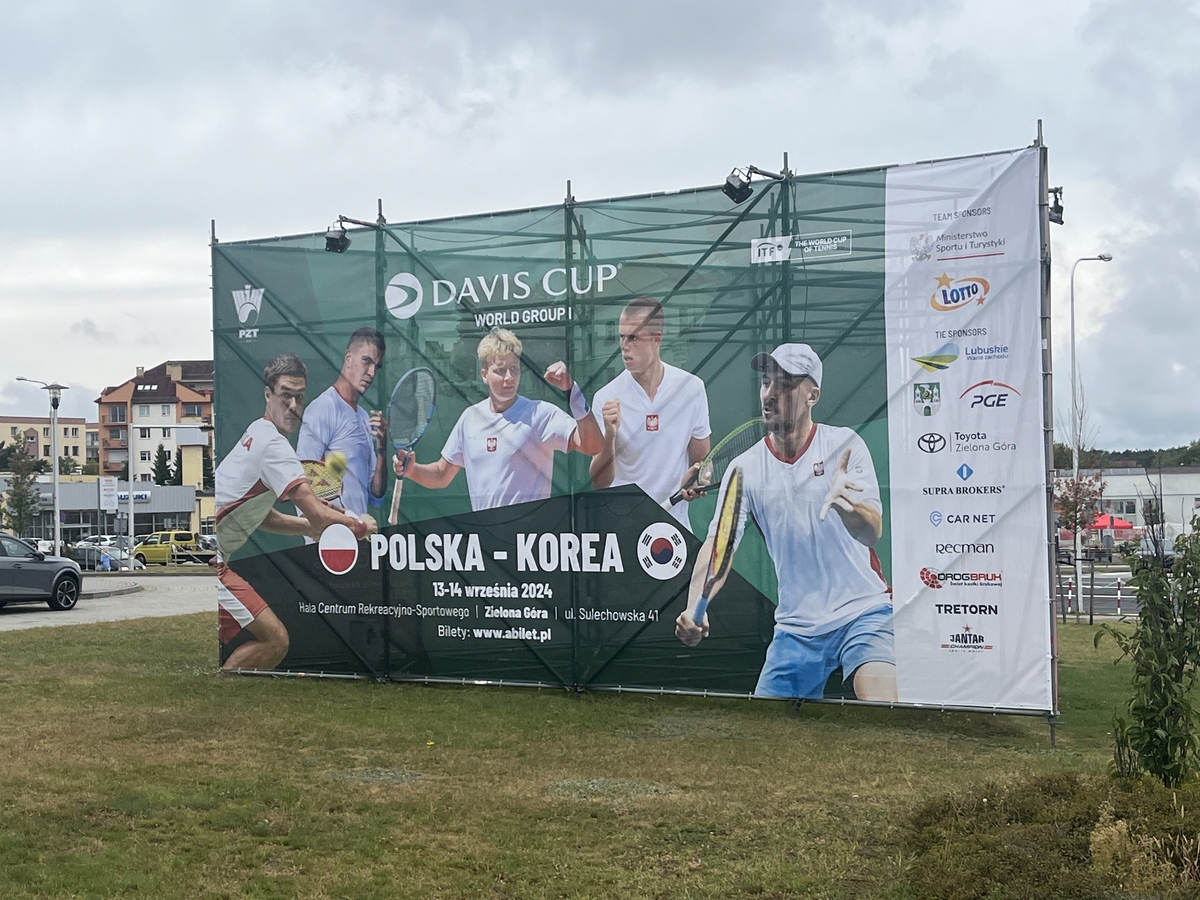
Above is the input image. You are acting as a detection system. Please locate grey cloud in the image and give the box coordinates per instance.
[68,318,114,341]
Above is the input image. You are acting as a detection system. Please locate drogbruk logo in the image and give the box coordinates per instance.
[942,624,993,651]
[385,273,423,320]
[919,567,1002,589]
[319,523,359,575]
[960,380,1020,409]
[232,284,263,339]
[930,273,990,312]
[637,522,688,581]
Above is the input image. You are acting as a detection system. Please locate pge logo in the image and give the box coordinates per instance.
[917,433,946,453]
[961,380,1020,409]
[385,272,424,320]
[232,284,263,339]
[930,274,990,312]
[637,522,688,581]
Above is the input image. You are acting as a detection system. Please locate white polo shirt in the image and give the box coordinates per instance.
[215,417,307,559]
[591,364,710,527]
[296,385,378,515]
[711,423,889,636]
[441,395,577,511]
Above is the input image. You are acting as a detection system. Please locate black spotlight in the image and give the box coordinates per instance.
[325,221,351,252]
[1048,187,1064,225]
[722,168,753,204]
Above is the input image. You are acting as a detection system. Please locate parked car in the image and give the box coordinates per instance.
[1132,536,1176,571]
[69,545,145,572]
[78,534,121,548]
[134,531,214,566]
[0,532,83,611]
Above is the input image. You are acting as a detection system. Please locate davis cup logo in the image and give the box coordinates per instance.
[318,523,359,575]
[385,272,424,320]
[637,522,687,581]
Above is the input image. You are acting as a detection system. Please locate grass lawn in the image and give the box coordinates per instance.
[0,615,1132,899]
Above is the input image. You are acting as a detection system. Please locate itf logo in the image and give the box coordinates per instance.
[385,272,424,320]
[232,284,263,339]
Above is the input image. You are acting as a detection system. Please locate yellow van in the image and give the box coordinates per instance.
[133,531,200,566]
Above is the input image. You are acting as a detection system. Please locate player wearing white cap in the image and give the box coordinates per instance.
[589,297,711,529]
[394,328,604,511]
[216,352,377,672]
[674,343,897,701]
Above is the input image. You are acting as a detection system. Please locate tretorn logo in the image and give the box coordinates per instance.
[637,522,688,581]
[319,523,359,576]
[917,433,946,453]
[914,382,941,416]
[930,273,991,312]
[911,342,959,373]
[385,273,424,320]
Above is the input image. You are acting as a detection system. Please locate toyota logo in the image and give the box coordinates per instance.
[917,432,946,453]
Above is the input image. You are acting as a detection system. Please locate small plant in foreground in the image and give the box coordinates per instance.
[1098,516,1200,787]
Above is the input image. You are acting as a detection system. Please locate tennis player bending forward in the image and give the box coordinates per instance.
[216,353,377,671]
[394,328,603,511]
[675,343,897,702]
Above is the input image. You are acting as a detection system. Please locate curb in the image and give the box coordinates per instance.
[82,585,145,600]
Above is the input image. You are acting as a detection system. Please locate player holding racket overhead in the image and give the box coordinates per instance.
[675,343,897,702]
[216,353,377,672]
[588,298,711,529]
[393,328,604,511]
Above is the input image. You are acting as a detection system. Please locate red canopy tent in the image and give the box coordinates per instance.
[1089,513,1134,530]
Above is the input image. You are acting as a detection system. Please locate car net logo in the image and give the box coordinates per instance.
[232,284,263,339]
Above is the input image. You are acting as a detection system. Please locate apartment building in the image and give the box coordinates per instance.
[96,360,213,481]
[0,415,98,470]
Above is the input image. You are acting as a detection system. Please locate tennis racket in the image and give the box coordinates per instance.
[387,367,438,525]
[302,452,348,503]
[667,417,764,507]
[691,466,744,628]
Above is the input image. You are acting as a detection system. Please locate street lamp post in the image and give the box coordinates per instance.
[16,377,69,556]
[1068,254,1112,622]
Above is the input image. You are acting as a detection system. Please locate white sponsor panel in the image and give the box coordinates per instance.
[884,148,1051,710]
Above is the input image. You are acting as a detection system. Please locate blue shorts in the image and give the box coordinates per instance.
[754,605,895,700]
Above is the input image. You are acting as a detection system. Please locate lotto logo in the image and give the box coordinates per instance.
[486,437,498,452]
[645,415,659,432]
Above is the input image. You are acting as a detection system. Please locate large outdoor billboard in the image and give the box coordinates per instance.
[212,145,1055,714]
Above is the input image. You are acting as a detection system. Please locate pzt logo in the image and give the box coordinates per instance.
[486,437,498,452]
[232,284,263,340]
[930,274,990,312]
[961,380,1020,409]
[645,415,659,432]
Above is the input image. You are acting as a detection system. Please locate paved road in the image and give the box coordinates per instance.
[0,574,215,632]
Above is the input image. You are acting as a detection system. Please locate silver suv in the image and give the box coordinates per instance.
[0,533,83,611]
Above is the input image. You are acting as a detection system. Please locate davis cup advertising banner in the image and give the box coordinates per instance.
[212,145,1053,713]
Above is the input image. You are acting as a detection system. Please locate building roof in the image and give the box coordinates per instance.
[0,415,89,425]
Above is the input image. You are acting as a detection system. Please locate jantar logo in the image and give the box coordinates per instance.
[930,273,990,312]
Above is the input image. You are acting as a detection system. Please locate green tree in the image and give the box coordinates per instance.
[3,445,41,536]
[1099,516,1200,786]
[172,447,184,486]
[58,455,79,476]
[151,444,173,486]
[81,460,99,476]
[118,461,129,482]
[1053,472,1106,533]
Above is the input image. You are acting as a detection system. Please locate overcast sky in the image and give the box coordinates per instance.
[0,0,1195,450]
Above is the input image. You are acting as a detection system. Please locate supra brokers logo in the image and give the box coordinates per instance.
[232,284,263,339]
[637,523,688,581]
[930,273,990,312]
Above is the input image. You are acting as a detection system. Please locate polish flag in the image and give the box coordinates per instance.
[319,523,358,575]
